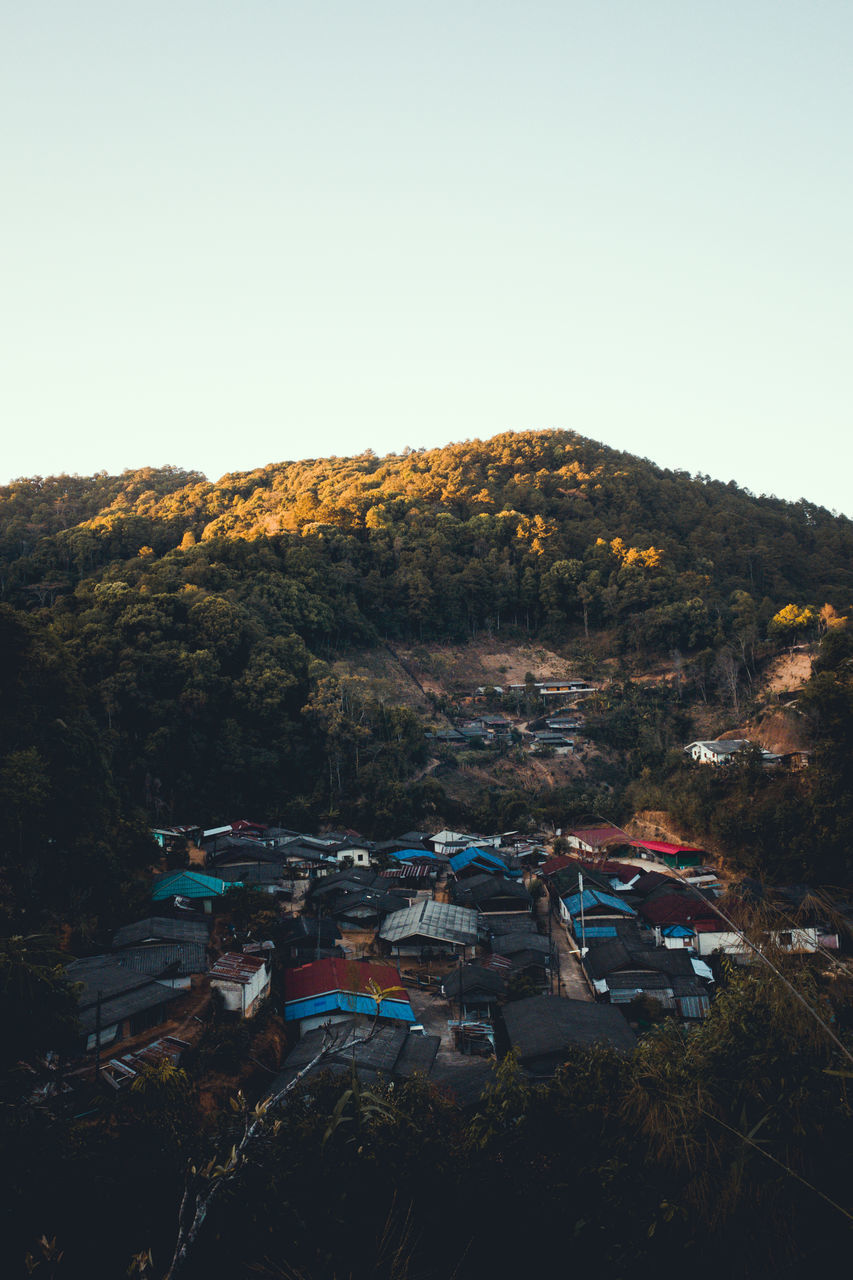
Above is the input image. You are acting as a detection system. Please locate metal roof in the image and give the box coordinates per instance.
[209,952,267,984]
[114,942,208,977]
[66,956,183,1033]
[112,916,211,948]
[379,899,479,947]
[503,994,637,1058]
[284,957,406,1002]
[449,847,508,873]
[562,889,637,918]
[283,992,414,1023]
[151,870,232,900]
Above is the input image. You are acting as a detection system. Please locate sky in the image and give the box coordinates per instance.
[2,2,853,514]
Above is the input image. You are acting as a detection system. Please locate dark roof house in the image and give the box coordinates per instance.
[502,995,636,1074]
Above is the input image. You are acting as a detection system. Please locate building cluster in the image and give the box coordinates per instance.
[425,675,596,756]
[60,811,843,1102]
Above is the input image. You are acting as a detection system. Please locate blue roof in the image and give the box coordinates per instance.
[562,889,637,918]
[152,870,233,901]
[449,846,514,874]
[661,924,694,938]
[283,993,415,1023]
[583,925,618,938]
[389,849,437,862]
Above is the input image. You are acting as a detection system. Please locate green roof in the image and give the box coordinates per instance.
[151,870,232,901]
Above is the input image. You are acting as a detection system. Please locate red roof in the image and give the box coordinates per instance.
[629,839,705,856]
[285,957,405,1002]
[568,825,628,848]
[639,894,719,929]
[541,854,576,877]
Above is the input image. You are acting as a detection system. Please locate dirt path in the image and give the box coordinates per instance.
[536,891,592,1002]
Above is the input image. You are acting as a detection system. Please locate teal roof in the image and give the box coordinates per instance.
[152,870,232,901]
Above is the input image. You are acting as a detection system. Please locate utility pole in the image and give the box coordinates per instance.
[94,991,102,1081]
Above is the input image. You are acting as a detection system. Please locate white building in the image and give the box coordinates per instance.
[209,952,270,1017]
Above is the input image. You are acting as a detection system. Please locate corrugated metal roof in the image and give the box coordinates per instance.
[209,952,267,984]
[284,957,406,1002]
[379,899,479,947]
[112,916,210,948]
[449,847,508,873]
[66,956,184,1033]
[283,992,414,1022]
[151,871,232,900]
[630,839,705,857]
[567,824,629,848]
[562,889,637,918]
[115,942,207,977]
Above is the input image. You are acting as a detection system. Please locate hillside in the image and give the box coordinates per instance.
[2,429,852,937]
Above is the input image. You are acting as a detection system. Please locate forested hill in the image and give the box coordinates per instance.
[2,431,852,647]
[2,429,852,926]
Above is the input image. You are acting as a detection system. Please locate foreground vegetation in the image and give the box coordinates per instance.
[3,958,852,1280]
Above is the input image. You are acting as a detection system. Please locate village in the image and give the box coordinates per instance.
[56,791,843,1112]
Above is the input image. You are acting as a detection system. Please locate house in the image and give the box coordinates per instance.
[564,821,631,854]
[388,849,442,871]
[582,939,711,996]
[208,952,270,1017]
[537,680,596,699]
[272,916,343,963]
[541,853,578,879]
[684,739,751,765]
[378,864,434,891]
[638,893,742,956]
[579,860,645,891]
[216,862,290,893]
[441,964,508,1020]
[65,955,185,1053]
[489,929,552,985]
[327,887,409,931]
[206,837,283,869]
[430,829,501,856]
[112,915,210,953]
[490,930,551,961]
[449,846,522,879]
[305,867,378,905]
[628,839,706,870]
[502,995,636,1075]
[560,888,638,940]
[201,825,234,853]
[229,819,268,840]
[266,1019,440,1096]
[332,841,374,868]
[452,874,532,915]
[151,870,234,913]
[283,957,414,1036]
[530,731,574,755]
[379,899,480,960]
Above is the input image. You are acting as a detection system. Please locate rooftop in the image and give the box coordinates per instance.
[209,952,267,984]
[379,899,479,947]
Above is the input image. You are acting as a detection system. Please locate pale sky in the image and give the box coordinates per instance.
[2,2,852,514]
